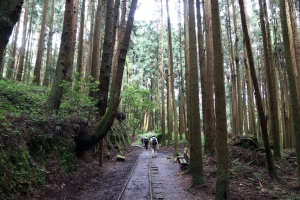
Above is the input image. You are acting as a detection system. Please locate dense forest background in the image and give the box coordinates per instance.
[1,0,300,199]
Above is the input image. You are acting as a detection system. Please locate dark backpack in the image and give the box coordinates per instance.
[152,138,157,145]
[144,138,149,143]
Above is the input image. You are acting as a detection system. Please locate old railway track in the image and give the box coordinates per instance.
[117,145,157,200]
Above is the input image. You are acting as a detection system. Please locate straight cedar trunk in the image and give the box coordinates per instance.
[89,0,103,98]
[183,0,191,146]
[23,11,33,83]
[279,0,300,186]
[160,0,166,146]
[43,0,55,87]
[16,0,29,81]
[166,0,179,156]
[178,0,186,140]
[258,0,281,160]
[196,0,207,144]
[45,0,78,112]
[85,0,95,81]
[0,0,23,70]
[32,0,49,85]
[186,0,204,187]
[232,0,242,137]
[76,0,86,81]
[238,0,277,179]
[204,0,216,157]
[75,0,138,152]
[97,0,118,117]
[211,0,231,198]
[111,0,123,84]
[7,21,20,79]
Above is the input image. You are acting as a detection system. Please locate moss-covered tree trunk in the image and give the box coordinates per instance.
[45,0,78,112]
[76,0,138,152]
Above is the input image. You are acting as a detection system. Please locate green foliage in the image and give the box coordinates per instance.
[0,141,45,198]
[0,78,93,197]
[59,76,98,118]
[121,84,158,133]
[0,79,48,116]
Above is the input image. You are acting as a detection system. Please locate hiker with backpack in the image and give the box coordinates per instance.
[150,135,158,158]
[143,136,149,150]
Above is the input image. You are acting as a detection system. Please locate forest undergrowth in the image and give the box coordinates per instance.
[0,78,130,198]
[1,78,300,199]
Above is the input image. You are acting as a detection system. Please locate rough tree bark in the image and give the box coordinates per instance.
[211,0,231,198]
[0,0,23,69]
[238,0,277,179]
[45,0,78,112]
[75,0,138,153]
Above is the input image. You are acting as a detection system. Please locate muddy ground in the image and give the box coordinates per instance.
[9,143,300,200]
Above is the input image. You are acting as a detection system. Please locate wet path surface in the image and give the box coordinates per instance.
[120,149,151,200]
[75,146,196,200]
[150,150,195,200]
[121,148,195,200]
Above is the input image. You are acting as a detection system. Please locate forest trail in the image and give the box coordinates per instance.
[77,146,196,200]
[120,147,196,200]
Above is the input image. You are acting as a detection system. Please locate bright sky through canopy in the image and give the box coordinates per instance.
[135,0,179,25]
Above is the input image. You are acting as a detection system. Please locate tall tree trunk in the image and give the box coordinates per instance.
[32,0,49,85]
[166,0,179,156]
[258,0,281,160]
[238,0,277,179]
[204,0,215,156]
[89,0,103,98]
[85,0,95,82]
[196,0,207,144]
[0,0,23,68]
[232,0,242,137]
[45,0,78,113]
[43,0,55,87]
[211,0,231,198]
[6,21,20,79]
[183,0,191,146]
[16,0,29,81]
[76,0,138,152]
[160,0,166,146]
[97,0,117,116]
[186,0,204,187]
[179,0,186,140]
[279,0,300,186]
[76,0,86,81]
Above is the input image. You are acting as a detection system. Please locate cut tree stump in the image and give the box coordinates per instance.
[116,155,125,161]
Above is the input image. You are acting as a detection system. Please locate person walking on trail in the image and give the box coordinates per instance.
[150,135,158,158]
[143,136,149,150]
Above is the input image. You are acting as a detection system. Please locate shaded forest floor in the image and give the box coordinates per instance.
[9,140,300,200]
